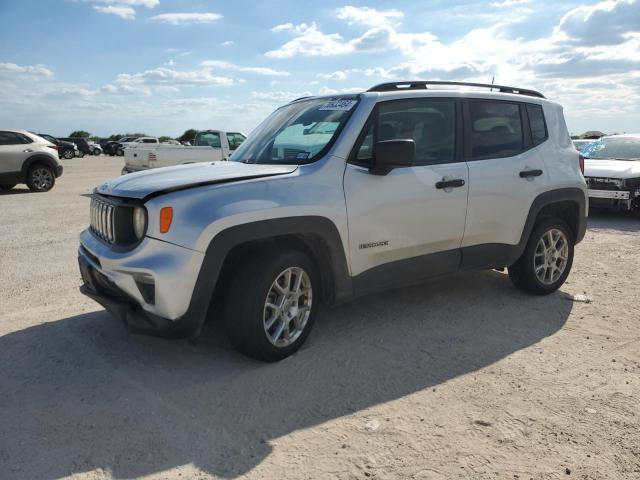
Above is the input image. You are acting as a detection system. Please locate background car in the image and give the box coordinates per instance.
[59,137,91,157]
[583,134,640,212]
[572,139,594,151]
[0,129,63,191]
[87,142,102,155]
[34,133,78,159]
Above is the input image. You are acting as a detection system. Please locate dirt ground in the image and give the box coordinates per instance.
[1,156,639,480]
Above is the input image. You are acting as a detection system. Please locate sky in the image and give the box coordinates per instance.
[0,0,638,138]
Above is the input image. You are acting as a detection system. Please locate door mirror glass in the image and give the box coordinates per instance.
[371,139,415,175]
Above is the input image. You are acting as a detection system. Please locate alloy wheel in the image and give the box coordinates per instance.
[31,167,54,191]
[534,228,569,285]
[263,267,313,347]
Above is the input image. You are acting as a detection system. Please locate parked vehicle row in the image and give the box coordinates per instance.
[78,81,587,362]
[0,129,63,191]
[122,130,246,174]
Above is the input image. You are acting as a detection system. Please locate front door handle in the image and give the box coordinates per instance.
[519,169,543,178]
[435,178,466,189]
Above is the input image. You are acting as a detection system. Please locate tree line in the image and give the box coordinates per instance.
[68,129,198,143]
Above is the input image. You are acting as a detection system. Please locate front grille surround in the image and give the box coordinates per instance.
[89,194,140,248]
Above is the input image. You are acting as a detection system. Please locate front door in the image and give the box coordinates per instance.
[343,97,468,293]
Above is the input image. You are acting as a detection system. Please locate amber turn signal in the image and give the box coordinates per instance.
[159,207,173,233]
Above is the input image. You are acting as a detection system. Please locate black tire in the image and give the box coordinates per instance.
[26,164,56,192]
[224,249,319,361]
[93,148,101,156]
[509,217,574,295]
[63,149,74,159]
[0,184,17,190]
[116,148,124,156]
[77,150,85,158]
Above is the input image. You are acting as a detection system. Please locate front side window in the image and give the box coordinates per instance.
[195,131,222,148]
[227,132,246,150]
[469,101,523,159]
[354,98,456,166]
[582,137,640,160]
[142,138,156,143]
[230,96,359,165]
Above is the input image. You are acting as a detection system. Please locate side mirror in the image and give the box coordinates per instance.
[370,139,415,175]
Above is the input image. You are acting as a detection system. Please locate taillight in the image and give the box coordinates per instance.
[578,154,585,174]
[47,144,58,151]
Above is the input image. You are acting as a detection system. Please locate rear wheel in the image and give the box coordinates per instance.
[26,164,55,192]
[509,217,574,295]
[224,249,319,361]
[77,150,85,158]
[63,149,74,159]
[93,148,101,155]
[116,148,124,156]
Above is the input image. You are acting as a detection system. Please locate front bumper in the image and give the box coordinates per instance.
[78,229,206,338]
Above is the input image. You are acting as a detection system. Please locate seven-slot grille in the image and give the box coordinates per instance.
[90,195,116,243]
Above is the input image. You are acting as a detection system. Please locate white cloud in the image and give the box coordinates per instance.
[490,0,530,7]
[200,60,289,76]
[149,13,222,25]
[93,5,136,19]
[266,23,353,58]
[556,0,640,46]
[336,5,403,27]
[90,0,158,7]
[318,70,348,80]
[221,40,234,47]
[116,67,236,87]
[0,62,54,78]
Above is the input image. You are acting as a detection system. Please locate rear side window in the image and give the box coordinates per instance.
[142,138,156,143]
[0,131,30,145]
[227,132,246,150]
[195,131,221,148]
[468,101,523,159]
[354,98,456,166]
[526,104,547,146]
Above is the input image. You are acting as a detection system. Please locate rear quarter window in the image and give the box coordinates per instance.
[526,104,548,146]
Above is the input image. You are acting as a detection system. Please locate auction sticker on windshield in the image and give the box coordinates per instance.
[318,99,358,111]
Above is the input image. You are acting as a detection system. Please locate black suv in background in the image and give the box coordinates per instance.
[34,133,78,160]
[59,137,91,157]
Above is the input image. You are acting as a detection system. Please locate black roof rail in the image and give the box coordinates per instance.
[367,81,545,99]
[289,95,314,103]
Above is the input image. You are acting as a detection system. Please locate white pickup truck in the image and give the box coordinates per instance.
[122,130,246,174]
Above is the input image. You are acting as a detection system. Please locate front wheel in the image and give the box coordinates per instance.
[93,148,101,156]
[509,218,574,295]
[115,148,124,156]
[63,149,74,159]
[224,250,319,361]
[77,150,85,158]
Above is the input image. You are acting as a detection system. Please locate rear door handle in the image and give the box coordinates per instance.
[519,169,543,178]
[435,178,466,189]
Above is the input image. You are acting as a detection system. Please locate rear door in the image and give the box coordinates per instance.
[0,131,31,174]
[343,97,468,290]
[462,99,550,259]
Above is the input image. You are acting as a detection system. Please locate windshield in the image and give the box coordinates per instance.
[582,137,640,160]
[230,96,360,164]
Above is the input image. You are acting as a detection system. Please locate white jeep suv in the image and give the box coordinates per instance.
[78,81,587,361]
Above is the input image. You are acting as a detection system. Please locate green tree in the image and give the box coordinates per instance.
[178,129,198,143]
[69,130,91,138]
[158,136,173,143]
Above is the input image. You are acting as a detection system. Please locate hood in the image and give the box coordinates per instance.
[584,158,640,179]
[95,161,298,199]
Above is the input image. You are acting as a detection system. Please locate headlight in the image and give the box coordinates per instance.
[132,206,147,240]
